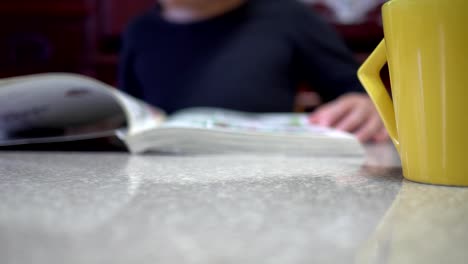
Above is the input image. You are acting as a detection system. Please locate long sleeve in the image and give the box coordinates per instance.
[118,26,144,99]
[288,2,364,102]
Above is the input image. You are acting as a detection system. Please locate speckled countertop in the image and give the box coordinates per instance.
[1,144,467,264]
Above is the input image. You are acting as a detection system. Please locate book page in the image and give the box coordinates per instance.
[163,107,353,138]
[108,90,166,136]
[126,107,364,155]
[0,73,125,141]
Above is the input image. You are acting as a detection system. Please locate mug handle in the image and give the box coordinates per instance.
[358,40,400,152]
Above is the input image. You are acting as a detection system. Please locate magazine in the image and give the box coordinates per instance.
[0,73,364,155]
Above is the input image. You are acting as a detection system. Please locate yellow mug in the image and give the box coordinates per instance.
[358,0,468,186]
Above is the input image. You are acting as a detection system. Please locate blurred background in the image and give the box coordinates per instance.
[0,0,386,87]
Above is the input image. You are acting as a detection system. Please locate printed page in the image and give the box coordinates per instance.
[0,73,125,142]
[126,107,364,155]
[163,107,353,138]
[107,90,166,136]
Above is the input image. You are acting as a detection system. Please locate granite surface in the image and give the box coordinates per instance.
[0,144,467,264]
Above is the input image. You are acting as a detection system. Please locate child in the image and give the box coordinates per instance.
[119,0,388,142]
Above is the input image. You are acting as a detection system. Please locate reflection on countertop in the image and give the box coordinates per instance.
[357,180,468,264]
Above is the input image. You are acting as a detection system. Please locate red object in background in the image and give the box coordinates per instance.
[311,2,384,62]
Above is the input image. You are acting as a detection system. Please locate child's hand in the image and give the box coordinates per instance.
[309,93,388,143]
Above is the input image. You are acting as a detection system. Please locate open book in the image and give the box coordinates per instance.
[0,73,364,156]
